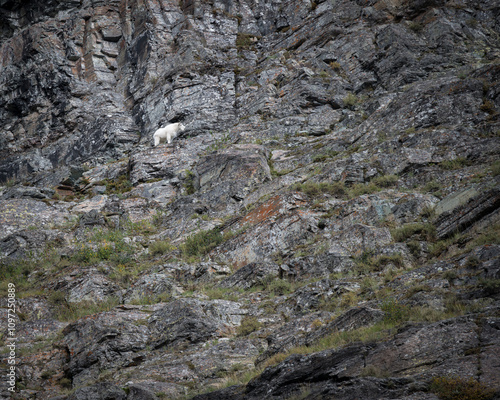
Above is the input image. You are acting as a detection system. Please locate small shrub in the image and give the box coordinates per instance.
[237,316,262,336]
[236,33,259,48]
[478,278,500,296]
[293,181,347,199]
[408,22,424,32]
[430,376,496,400]
[149,240,175,255]
[439,157,471,170]
[374,254,404,270]
[60,377,72,389]
[101,174,132,194]
[340,291,358,309]
[48,291,67,307]
[41,370,53,380]
[180,227,226,259]
[491,160,500,176]
[330,61,341,70]
[361,365,390,378]
[465,256,480,268]
[380,297,409,324]
[480,100,496,114]
[371,174,398,188]
[184,170,196,195]
[343,92,359,108]
[421,180,441,193]
[347,182,377,197]
[266,278,292,296]
[391,223,435,242]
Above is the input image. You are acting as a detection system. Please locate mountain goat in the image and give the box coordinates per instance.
[153,122,186,146]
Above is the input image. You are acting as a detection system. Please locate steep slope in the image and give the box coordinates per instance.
[0,0,499,399]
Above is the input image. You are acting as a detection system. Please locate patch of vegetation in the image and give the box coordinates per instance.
[421,179,442,194]
[71,227,136,266]
[391,222,436,242]
[353,252,404,274]
[360,365,390,378]
[343,92,359,109]
[312,150,340,163]
[236,33,259,49]
[478,278,500,296]
[263,319,399,370]
[430,233,465,258]
[237,316,262,336]
[479,99,496,115]
[408,21,424,33]
[380,297,409,324]
[439,157,472,170]
[125,219,157,235]
[292,181,348,199]
[262,277,293,296]
[183,170,196,195]
[430,376,496,400]
[50,296,120,322]
[468,223,500,248]
[0,258,35,297]
[149,240,175,256]
[202,286,240,302]
[348,182,379,197]
[371,174,398,188]
[100,174,132,194]
[206,131,231,153]
[491,160,500,176]
[330,61,341,71]
[180,227,231,260]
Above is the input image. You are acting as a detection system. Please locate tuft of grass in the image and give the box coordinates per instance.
[100,174,132,194]
[149,240,175,255]
[468,223,500,249]
[430,376,496,400]
[237,316,262,337]
[52,297,121,322]
[184,170,196,195]
[265,319,398,367]
[180,227,226,259]
[491,160,500,176]
[391,222,436,242]
[421,179,441,194]
[292,181,348,199]
[439,157,471,170]
[236,33,259,48]
[343,92,359,108]
[380,297,409,324]
[408,21,424,32]
[371,174,398,188]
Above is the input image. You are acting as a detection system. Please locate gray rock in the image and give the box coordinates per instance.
[67,383,126,400]
[435,187,500,239]
[123,273,180,304]
[148,298,245,349]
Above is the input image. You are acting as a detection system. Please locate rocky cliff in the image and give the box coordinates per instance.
[0,0,499,398]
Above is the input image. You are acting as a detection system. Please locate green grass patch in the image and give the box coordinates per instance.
[49,296,121,322]
[149,240,176,256]
[391,222,436,242]
[343,92,359,108]
[371,174,398,188]
[237,316,262,337]
[180,227,234,261]
[292,181,348,198]
[380,297,409,324]
[439,157,472,170]
[100,174,132,194]
[430,376,496,400]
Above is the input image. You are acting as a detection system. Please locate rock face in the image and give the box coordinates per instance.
[1,0,500,399]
